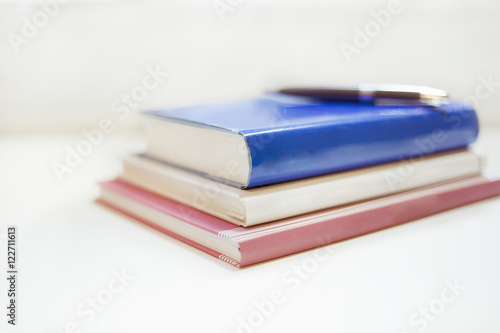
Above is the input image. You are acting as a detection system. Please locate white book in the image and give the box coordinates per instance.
[119,150,483,227]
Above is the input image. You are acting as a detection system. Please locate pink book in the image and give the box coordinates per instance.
[98,174,500,268]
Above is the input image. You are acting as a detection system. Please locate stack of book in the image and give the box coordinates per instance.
[98,94,500,267]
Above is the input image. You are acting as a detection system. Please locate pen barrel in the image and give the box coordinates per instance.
[278,88,361,101]
[278,85,446,103]
[373,90,421,100]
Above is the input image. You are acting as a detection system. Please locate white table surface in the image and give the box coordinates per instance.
[1,127,499,333]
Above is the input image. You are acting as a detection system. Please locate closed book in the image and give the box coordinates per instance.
[142,95,479,188]
[119,150,483,226]
[98,174,500,268]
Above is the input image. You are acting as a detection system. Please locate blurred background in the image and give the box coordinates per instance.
[1,0,499,134]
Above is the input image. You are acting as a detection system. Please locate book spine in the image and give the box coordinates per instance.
[244,104,478,187]
[237,178,500,267]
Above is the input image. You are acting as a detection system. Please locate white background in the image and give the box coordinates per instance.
[1,0,500,332]
[1,0,500,132]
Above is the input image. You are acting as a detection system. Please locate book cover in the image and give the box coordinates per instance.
[143,95,479,188]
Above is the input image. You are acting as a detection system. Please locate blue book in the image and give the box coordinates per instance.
[142,94,479,188]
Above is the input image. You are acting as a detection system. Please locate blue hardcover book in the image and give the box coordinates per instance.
[142,94,479,188]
